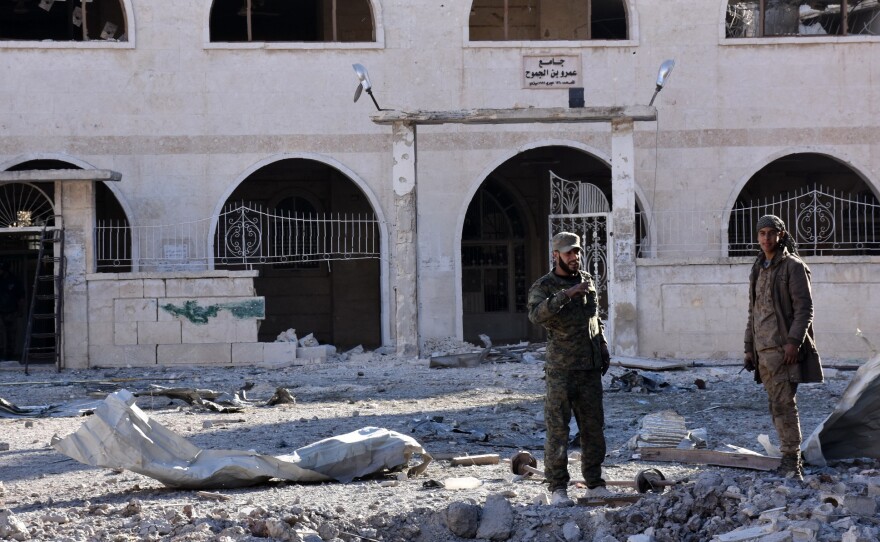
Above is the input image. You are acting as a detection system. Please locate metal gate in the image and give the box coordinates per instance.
[547,171,612,336]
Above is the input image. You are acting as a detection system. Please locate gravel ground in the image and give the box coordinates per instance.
[0,341,876,542]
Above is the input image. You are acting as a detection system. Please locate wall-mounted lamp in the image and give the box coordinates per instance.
[352,63,383,111]
[648,59,675,106]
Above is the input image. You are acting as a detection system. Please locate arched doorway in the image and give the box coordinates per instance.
[0,159,129,361]
[214,158,382,349]
[728,153,880,256]
[461,145,618,345]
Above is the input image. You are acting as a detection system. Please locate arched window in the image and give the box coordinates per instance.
[469,0,628,41]
[726,1,880,38]
[727,153,880,256]
[0,0,127,41]
[209,0,375,42]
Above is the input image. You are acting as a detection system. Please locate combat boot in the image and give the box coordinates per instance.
[774,452,803,481]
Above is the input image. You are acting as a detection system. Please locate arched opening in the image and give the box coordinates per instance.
[469,0,627,41]
[0,159,129,361]
[462,145,643,345]
[728,153,880,256]
[0,0,127,41]
[209,0,375,42]
[215,158,381,349]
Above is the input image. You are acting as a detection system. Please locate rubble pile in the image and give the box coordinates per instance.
[1,351,877,542]
[603,462,880,542]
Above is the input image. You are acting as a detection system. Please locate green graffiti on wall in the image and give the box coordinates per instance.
[161,299,265,324]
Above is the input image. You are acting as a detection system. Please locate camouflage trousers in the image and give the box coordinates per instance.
[544,369,606,492]
[757,348,802,454]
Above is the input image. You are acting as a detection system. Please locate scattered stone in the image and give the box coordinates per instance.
[0,442,9,451]
[562,520,581,541]
[446,501,481,538]
[0,509,30,541]
[24,421,33,428]
[843,495,876,516]
[202,420,214,429]
[476,494,514,541]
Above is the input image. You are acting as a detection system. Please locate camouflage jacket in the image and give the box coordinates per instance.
[527,270,607,371]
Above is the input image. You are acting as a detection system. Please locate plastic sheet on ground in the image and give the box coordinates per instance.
[51,389,431,489]
[803,355,880,466]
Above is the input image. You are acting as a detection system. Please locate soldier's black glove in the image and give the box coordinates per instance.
[743,353,755,372]
[600,344,610,376]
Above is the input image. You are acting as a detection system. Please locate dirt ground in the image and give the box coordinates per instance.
[0,341,876,542]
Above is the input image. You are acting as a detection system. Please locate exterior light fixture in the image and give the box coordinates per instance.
[648,59,675,106]
[352,63,382,111]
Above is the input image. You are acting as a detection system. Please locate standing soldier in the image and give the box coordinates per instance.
[528,231,610,506]
[744,215,823,480]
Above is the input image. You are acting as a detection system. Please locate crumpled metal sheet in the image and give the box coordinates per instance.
[803,355,880,466]
[51,389,430,489]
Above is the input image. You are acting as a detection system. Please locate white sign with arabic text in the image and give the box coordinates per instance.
[522,55,582,89]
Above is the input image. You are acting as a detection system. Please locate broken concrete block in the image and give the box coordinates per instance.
[262,342,296,365]
[754,531,792,542]
[445,501,480,538]
[811,502,836,522]
[842,495,876,516]
[713,524,776,542]
[296,345,333,362]
[562,521,581,541]
[298,333,319,347]
[0,509,30,541]
[476,494,514,541]
[842,525,878,542]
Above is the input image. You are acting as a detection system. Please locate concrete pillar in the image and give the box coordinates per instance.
[610,118,638,356]
[391,121,419,356]
[58,181,97,368]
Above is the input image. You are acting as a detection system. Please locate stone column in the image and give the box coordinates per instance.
[58,181,97,368]
[391,121,419,356]
[609,117,638,356]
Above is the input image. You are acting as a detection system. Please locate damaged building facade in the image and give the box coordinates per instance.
[0,0,878,368]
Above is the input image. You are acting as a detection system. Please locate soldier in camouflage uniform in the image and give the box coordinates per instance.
[744,215,823,481]
[527,232,610,506]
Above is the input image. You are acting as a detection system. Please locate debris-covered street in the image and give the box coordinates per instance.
[1,340,878,542]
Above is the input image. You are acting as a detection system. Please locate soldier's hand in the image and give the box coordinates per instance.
[601,344,610,375]
[743,352,755,372]
[563,282,590,299]
[783,343,799,365]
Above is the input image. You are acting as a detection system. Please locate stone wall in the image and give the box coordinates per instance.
[636,257,880,361]
[84,271,297,368]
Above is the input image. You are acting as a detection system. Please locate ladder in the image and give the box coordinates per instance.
[22,226,64,375]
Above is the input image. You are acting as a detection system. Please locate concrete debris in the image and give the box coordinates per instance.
[603,463,880,542]
[562,520,581,541]
[298,333,320,347]
[265,387,296,406]
[426,335,540,365]
[445,501,481,538]
[475,494,514,541]
[0,509,30,541]
[275,328,298,342]
[135,385,250,413]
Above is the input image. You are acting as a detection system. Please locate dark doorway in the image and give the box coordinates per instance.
[462,146,613,345]
[215,158,382,349]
